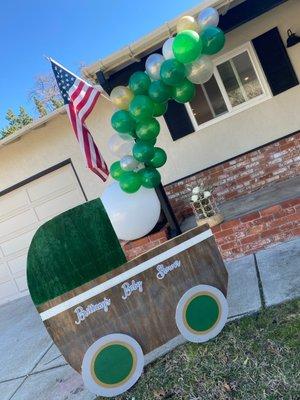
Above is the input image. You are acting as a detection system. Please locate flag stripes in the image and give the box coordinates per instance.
[51,60,109,181]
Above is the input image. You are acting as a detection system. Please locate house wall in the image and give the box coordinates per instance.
[166,132,300,217]
[0,99,114,200]
[0,0,299,202]
[155,0,300,185]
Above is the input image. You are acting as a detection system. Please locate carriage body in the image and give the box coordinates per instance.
[27,200,228,397]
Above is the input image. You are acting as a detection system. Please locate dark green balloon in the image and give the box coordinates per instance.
[111,110,136,134]
[129,71,151,95]
[144,137,157,146]
[149,147,167,168]
[139,167,161,188]
[119,171,142,193]
[172,79,196,103]
[173,30,202,64]
[153,102,168,117]
[132,140,155,163]
[160,59,186,86]
[129,95,154,121]
[110,161,125,181]
[136,118,160,141]
[201,26,225,55]
[148,80,172,103]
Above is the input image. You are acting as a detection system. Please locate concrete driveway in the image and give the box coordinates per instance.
[1,238,299,400]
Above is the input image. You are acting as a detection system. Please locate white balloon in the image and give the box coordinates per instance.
[119,133,135,141]
[120,155,139,171]
[119,141,134,158]
[162,38,175,60]
[185,56,214,84]
[197,7,219,31]
[101,183,161,241]
[145,53,165,81]
[108,134,134,158]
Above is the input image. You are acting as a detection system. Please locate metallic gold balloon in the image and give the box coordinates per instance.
[110,86,134,110]
[176,15,199,33]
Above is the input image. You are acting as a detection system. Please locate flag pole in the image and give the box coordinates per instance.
[97,73,182,238]
[44,56,112,103]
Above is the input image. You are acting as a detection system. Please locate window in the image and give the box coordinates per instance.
[186,43,271,130]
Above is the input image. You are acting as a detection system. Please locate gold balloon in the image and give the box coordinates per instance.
[110,86,134,110]
[176,15,199,33]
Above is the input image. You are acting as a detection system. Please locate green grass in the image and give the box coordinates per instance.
[102,299,300,400]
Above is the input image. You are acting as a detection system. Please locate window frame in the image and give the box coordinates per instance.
[185,42,272,132]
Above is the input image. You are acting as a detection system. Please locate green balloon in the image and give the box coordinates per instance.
[201,26,225,55]
[149,147,167,168]
[160,59,186,86]
[132,140,155,162]
[173,30,203,64]
[144,137,157,146]
[172,79,196,103]
[139,167,161,188]
[110,161,124,181]
[111,110,136,134]
[153,102,168,117]
[129,95,154,121]
[129,71,151,95]
[148,80,172,103]
[136,118,160,141]
[119,171,142,193]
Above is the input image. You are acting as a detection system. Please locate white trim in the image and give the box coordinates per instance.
[175,284,228,343]
[83,0,238,79]
[82,333,144,397]
[40,229,213,321]
[0,106,67,148]
[185,42,272,133]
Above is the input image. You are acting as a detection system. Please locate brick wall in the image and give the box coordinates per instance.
[165,132,300,218]
[122,198,299,262]
[213,198,300,260]
[121,228,169,260]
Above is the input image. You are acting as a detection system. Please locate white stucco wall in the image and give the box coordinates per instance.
[0,0,299,200]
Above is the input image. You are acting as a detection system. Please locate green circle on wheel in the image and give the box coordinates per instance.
[93,344,134,386]
[185,294,220,332]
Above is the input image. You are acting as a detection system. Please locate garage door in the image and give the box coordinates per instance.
[0,164,86,305]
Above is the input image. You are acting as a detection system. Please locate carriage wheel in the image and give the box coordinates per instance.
[175,284,228,343]
[82,333,144,397]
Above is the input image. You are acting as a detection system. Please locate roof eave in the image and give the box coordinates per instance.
[0,106,66,148]
[83,0,235,80]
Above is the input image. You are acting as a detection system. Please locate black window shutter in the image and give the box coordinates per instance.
[96,52,194,141]
[164,100,194,140]
[252,27,299,96]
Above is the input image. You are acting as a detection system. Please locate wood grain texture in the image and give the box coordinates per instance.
[37,225,228,373]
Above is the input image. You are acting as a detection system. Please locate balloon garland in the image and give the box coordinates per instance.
[108,7,225,194]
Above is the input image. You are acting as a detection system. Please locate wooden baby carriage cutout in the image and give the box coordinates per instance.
[27,199,228,397]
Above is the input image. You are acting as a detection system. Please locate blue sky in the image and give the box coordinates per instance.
[0,0,201,129]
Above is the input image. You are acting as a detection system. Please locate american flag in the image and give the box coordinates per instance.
[51,58,109,181]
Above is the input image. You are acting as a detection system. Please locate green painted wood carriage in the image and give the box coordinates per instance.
[27,199,228,397]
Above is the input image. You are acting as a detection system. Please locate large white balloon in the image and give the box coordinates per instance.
[185,56,214,84]
[162,38,175,60]
[101,183,161,241]
[145,53,165,81]
[108,134,134,158]
[197,7,219,31]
